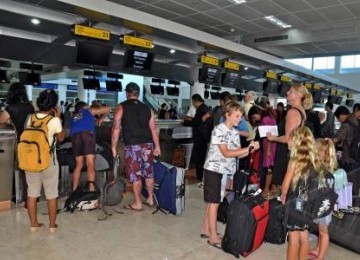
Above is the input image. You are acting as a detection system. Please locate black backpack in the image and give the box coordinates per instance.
[63,181,101,212]
[347,121,360,162]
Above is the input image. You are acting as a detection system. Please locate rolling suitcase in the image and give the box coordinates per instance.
[222,151,269,258]
[144,161,185,215]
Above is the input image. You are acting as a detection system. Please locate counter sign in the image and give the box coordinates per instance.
[74,25,110,41]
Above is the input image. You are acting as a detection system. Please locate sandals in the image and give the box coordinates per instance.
[207,240,222,250]
[49,224,58,233]
[30,223,43,232]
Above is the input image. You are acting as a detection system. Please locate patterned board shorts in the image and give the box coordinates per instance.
[124,143,154,183]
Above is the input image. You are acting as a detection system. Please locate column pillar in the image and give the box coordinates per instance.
[25,85,33,103]
[57,84,67,104]
[77,75,88,104]
[191,81,205,99]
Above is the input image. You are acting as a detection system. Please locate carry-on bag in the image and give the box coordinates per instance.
[222,150,269,258]
[264,198,287,244]
[143,161,185,215]
[63,181,101,212]
[98,156,126,220]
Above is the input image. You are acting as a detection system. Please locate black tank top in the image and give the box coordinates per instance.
[121,99,153,146]
[5,103,35,140]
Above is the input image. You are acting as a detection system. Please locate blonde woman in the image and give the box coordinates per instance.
[267,84,313,195]
[280,127,324,260]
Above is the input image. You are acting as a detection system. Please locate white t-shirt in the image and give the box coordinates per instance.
[25,113,62,146]
[204,123,241,175]
[186,106,196,117]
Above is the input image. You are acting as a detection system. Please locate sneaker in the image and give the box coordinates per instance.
[197,182,204,189]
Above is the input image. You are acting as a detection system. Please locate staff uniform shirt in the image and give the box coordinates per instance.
[204,123,241,175]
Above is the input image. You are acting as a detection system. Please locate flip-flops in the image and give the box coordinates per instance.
[124,204,143,211]
[30,223,43,232]
[308,251,318,259]
[207,240,222,250]
[200,233,221,239]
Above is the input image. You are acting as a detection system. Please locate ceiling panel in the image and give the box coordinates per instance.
[153,1,198,16]
[317,6,355,21]
[276,14,308,28]
[224,4,264,20]
[186,13,224,26]
[171,16,207,29]
[174,0,216,12]
[271,0,312,12]
[251,19,282,30]
[294,10,329,25]
[232,21,265,33]
[345,2,360,18]
[304,0,343,8]
[246,0,288,16]
[202,0,234,8]
[204,9,244,24]
[107,0,146,9]
[137,5,181,20]
[133,0,163,4]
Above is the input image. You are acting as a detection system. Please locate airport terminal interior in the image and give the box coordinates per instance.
[1,0,360,259]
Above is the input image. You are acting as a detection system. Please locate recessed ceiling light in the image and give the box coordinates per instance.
[230,28,235,33]
[264,15,292,28]
[244,67,249,70]
[170,49,176,54]
[31,18,41,25]
[228,0,247,4]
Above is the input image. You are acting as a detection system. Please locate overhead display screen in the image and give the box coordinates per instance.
[221,71,240,87]
[123,49,154,72]
[76,41,113,68]
[198,66,222,85]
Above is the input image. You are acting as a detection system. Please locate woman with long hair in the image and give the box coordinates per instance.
[267,84,313,195]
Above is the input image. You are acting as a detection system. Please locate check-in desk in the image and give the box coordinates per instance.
[0,124,16,209]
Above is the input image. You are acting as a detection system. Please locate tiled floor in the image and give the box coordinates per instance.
[0,179,358,260]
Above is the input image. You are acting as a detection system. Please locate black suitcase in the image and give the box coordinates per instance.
[222,194,269,258]
[328,196,360,253]
[264,198,287,244]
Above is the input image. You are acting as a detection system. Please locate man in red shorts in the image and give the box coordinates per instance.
[111,82,161,211]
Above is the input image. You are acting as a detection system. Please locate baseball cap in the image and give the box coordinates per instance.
[125,82,140,93]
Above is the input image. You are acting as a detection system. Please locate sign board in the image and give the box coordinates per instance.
[200,55,219,66]
[224,61,239,71]
[74,25,110,41]
[123,35,153,49]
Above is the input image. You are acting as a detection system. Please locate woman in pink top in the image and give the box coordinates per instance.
[248,104,277,197]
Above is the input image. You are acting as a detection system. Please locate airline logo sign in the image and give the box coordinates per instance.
[74,25,110,41]
[224,61,239,71]
[313,84,321,90]
[305,83,313,89]
[280,75,291,82]
[266,71,277,80]
[200,55,219,66]
[123,35,153,49]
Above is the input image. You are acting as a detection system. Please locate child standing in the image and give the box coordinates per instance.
[200,101,259,249]
[309,138,338,260]
[280,127,324,260]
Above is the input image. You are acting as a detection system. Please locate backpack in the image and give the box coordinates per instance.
[347,121,360,162]
[17,114,55,172]
[63,181,101,212]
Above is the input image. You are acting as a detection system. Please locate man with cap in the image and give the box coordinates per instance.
[111,82,161,211]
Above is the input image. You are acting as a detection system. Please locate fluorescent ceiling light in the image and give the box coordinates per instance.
[264,15,292,28]
[170,49,176,54]
[228,0,247,4]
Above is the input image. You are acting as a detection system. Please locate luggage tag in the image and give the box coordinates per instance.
[295,185,308,212]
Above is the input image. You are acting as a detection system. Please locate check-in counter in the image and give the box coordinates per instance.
[0,124,16,209]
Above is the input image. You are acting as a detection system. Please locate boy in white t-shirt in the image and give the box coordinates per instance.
[200,101,259,249]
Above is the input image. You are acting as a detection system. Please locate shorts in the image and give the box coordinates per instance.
[203,169,222,204]
[124,143,154,183]
[71,131,96,157]
[313,214,332,225]
[25,159,59,199]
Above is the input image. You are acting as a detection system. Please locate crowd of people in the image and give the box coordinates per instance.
[0,81,359,259]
